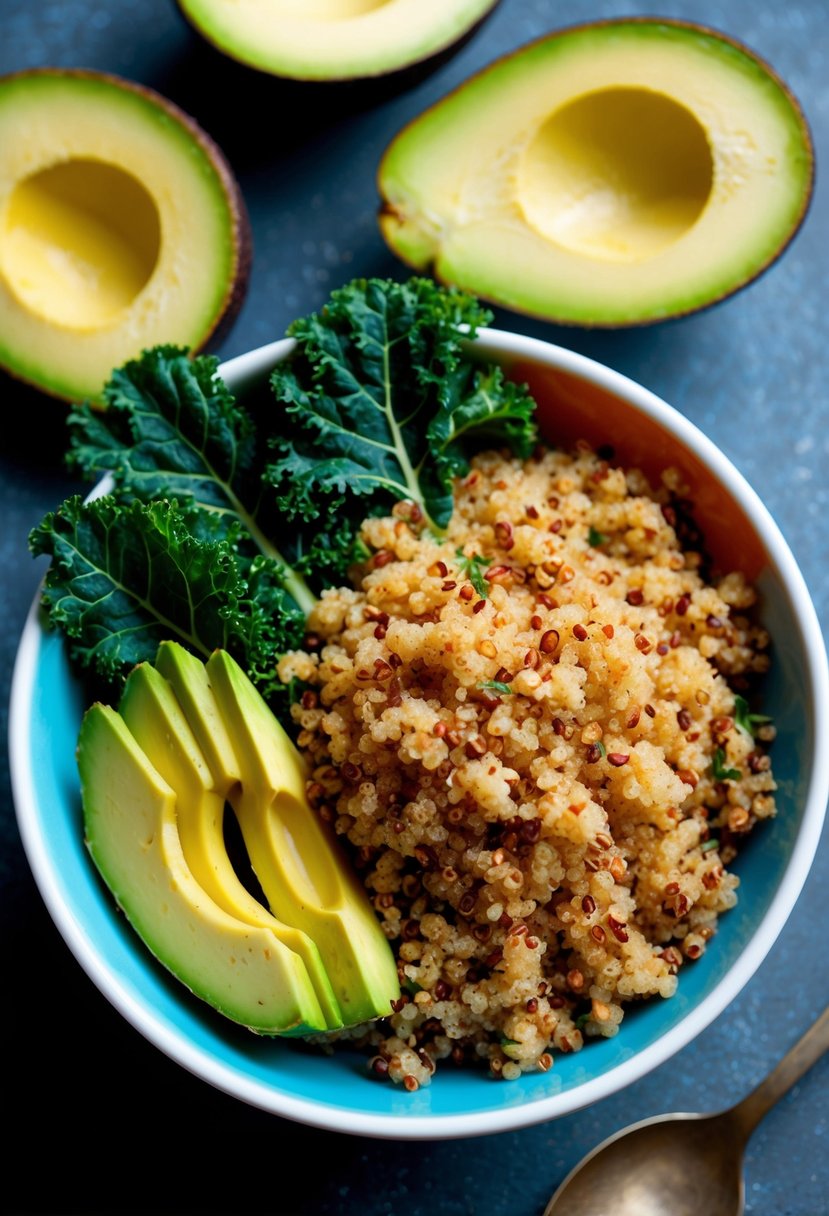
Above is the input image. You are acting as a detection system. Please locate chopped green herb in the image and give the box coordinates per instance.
[402,978,424,996]
[456,548,490,598]
[575,1012,591,1029]
[479,680,512,695]
[499,1035,522,1060]
[733,693,772,737]
[712,747,741,782]
[588,526,607,547]
[701,839,720,852]
[595,740,606,758]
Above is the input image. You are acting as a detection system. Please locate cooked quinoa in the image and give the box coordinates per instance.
[280,442,777,1089]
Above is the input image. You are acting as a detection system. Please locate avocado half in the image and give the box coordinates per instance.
[378,19,815,327]
[0,68,251,404]
[174,0,502,83]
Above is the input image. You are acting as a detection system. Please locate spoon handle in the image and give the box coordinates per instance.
[733,1004,829,1138]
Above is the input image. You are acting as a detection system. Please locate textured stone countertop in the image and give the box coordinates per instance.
[1,2,826,1213]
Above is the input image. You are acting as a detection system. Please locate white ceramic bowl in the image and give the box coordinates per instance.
[10,329,829,1138]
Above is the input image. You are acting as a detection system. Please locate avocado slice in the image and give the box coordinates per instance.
[174,0,502,83]
[206,649,401,1026]
[157,642,400,1026]
[378,18,814,326]
[78,704,329,1036]
[118,661,344,1030]
[154,640,239,791]
[0,68,250,404]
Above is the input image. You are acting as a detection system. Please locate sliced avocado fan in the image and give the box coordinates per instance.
[118,662,344,1031]
[157,641,401,1029]
[78,643,400,1037]
[78,705,331,1036]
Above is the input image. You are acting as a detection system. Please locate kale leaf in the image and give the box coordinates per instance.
[65,345,317,611]
[268,278,537,531]
[30,494,305,699]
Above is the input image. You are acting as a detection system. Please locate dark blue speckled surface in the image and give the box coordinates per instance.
[1,2,827,1213]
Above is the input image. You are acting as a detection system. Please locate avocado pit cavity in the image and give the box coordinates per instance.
[3,158,161,329]
[519,87,714,263]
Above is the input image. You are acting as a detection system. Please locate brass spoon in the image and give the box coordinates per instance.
[543,1004,829,1216]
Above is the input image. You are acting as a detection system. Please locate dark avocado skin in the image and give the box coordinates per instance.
[0,67,251,404]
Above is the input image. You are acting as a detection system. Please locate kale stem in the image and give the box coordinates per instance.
[222,488,317,616]
[277,563,318,616]
[380,329,434,529]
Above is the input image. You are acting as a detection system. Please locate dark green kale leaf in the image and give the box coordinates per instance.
[29,494,305,696]
[278,495,367,586]
[65,345,317,611]
[67,346,257,520]
[267,277,537,532]
[424,362,537,521]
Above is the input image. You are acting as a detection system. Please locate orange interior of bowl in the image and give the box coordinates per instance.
[510,359,767,582]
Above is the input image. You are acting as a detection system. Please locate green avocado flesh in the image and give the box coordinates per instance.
[176,0,499,82]
[78,705,329,1035]
[0,69,244,404]
[78,644,400,1035]
[378,19,814,326]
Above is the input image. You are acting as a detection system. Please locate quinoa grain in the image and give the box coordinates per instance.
[289,446,777,1086]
